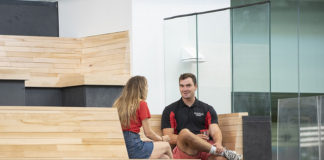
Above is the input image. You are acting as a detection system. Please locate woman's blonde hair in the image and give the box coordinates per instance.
[113,75,148,128]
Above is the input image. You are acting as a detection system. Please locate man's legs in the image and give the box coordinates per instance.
[176,128,213,156]
[177,128,241,160]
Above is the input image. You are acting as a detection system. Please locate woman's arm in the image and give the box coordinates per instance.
[162,128,178,145]
[142,118,169,142]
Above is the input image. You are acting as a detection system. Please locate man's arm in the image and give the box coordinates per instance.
[162,128,178,145]
[209,123,224,153]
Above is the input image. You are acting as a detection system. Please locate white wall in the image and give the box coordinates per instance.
[58,0,230,114]
[58,0,131,38]
[132,0,230,114]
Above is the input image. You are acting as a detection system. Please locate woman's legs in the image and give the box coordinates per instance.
[149,141,173,159]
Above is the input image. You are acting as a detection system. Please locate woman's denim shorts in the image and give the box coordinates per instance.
[123,131,153,159]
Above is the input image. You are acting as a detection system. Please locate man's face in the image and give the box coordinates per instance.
[179,77,197,100]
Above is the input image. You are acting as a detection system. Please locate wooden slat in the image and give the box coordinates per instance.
[81,31,128,42]
[82,42,128,54]
[5,52,81,58]
[0,132,119,139]
[0,149,128,158]
[0,106,128,159]
[3,41,82,49]
[83,38,129,49]
[3,46,81,54]
[81,54,125,65]
[0,68,29,80]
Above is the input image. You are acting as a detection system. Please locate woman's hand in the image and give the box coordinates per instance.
[162,135,170,142]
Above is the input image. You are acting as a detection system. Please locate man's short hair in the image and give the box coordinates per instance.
[179,73,197,85]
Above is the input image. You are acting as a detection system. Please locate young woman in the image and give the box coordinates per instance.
[113,76,173,159]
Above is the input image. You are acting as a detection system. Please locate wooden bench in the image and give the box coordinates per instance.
[140,112,248,159]
[0,106,128,159]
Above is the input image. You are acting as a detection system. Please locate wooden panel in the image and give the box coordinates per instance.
[0,106,128,159]
[0,68,29,80]
[0,31,130,87]
[218,112,247,158]
[0,34,80,87]
[81,31,130,86]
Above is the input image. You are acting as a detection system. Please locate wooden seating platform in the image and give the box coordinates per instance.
[140,112,248,159]
[0,106,128,159]
[0,106,247,159]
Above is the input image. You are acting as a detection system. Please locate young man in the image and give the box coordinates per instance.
[162,73,242,160]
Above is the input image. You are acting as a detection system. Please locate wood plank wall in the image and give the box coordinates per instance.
[81,31,130,85]
[0,106,128,159]
[218,112,248,157]
[0,31,130,87]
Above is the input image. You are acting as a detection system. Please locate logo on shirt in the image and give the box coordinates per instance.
[194,112,204,117]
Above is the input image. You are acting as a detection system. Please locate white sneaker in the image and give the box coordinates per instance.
[223,149,242,160]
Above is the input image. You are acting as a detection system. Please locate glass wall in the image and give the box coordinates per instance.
[197,11,231,114]
[277,96,324,160]
[164,12,231,114]
[231,3,271,116]
[277,97,299,160]
[164,0,324,159]
[299,0,324,94]
[271,0,324,159]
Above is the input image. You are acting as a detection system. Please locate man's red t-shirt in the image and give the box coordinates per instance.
[122,101,151,133]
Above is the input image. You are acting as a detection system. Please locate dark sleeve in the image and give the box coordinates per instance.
[209,106,218,124]
[161,106,172,129]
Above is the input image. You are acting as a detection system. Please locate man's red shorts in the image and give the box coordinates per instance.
[172,140,214,160]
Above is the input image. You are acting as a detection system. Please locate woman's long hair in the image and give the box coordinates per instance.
[113,76,148,128]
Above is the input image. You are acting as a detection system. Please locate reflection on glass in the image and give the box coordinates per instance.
[320,96,324,158]
[278,96,324,160]
[300,96,319,160]
[270,0,299,93]
[164,16,197,105]
[299,0,324,93]
[271,0,324,159]
[232,3,271,116]
[271,93,298,160]
[197,11,231,114]
[277,97,300,160]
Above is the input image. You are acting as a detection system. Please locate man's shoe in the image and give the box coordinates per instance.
[223,149,242,160]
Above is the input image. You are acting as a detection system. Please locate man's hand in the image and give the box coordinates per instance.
[196,134,209,140]
[213,143,224,154]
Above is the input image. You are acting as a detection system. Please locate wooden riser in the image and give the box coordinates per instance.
[0,106,128,159]
[0,31,130,87]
